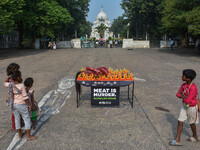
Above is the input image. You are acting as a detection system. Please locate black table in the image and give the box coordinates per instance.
[76,80,134,108]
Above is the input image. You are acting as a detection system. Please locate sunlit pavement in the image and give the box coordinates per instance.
[0,48,200,150]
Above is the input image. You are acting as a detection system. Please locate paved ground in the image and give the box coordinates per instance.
[0,47,200,150]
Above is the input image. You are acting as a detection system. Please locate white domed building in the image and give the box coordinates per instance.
[90,8,113,40]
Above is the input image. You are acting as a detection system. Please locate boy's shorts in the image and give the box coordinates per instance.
[178,104,199,124]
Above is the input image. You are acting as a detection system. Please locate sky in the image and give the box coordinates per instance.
[87,0,124,23]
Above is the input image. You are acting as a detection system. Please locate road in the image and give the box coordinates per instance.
[0,47,200,150]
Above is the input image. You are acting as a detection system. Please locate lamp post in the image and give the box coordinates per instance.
[127,23,130,39]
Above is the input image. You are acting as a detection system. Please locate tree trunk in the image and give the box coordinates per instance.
[143,24,146,39]
[148,24,151,40]
[136,23,138,40]
[182,32,188,47]
[18,19,23,48]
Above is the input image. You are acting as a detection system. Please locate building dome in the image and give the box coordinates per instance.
[90,7,113,40]
[96,8,108,21]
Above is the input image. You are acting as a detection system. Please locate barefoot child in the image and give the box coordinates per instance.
[9,70,37,140]
[170,69,199,146]
[4,63,20,131]
[24,77,40,130]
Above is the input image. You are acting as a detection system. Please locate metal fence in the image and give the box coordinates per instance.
[150,39,197,48]
[81,41,95,48]
[0,42,34,49]
[0,42,18,48]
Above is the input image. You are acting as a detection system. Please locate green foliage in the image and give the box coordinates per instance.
[95,23,109,38]
[79,21,92,37]
[111,16,126,38]
[56,0,90,39]
[121,0,200,39]
[37,0,73,38]
[162,0,200,37]
[0,0,90,41]
[108,37,112,41]
[21,0,73,39]
[121,0,163,39]
[0,0,25,34]
[186,6,200,35]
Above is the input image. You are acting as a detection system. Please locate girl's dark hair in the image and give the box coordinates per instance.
[10,70,21,81]
[75,71,82,96]
[24,77,34,87]
[183,69,196,81]
[7,63,20,76]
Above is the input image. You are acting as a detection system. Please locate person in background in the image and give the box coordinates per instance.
[109,40,113,48]
[170,38,174,51]
[48,41,53,49]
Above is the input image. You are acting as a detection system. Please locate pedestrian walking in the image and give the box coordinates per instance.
[53,42,56,49]
[8,70,37,140]
[48,41,53,49]
[109,40,113,48]
[115,40,118,47]
[95,41,99,48]
[170,39,174,51]
[24,77,40,130]
[169,69,199,146]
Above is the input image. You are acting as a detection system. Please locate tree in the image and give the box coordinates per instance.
[121,0,163,39]
[0,0,90,48]
[79,21,92,38]
[0,0,25,47]
[0,0,73,47]
[111,16,126,38]
[56,0,90,39]
[23,0,73,39]
[186,6,200,36]
[0,0,25,34]
[162,0,200,45]
[95,23,108,38]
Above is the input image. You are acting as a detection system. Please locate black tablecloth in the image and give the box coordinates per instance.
[77,80,134,87]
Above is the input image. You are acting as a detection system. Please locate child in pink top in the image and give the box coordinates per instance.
[10,70,37,140]
[5,63,20,131]
[170,69,199,146]
[24,77,40,130]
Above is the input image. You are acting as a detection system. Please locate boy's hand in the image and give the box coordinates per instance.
[181,95,188,99]
[6,98,9,103]
[179,91,188,99]
[197,99,200,112]
[5,77,10,82]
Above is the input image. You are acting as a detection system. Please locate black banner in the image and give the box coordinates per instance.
[91,87,119,106]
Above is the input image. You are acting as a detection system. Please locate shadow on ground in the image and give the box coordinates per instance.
[157,48,200,58]
[0,48,49,60]
[166,113,190,139]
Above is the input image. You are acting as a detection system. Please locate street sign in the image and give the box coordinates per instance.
[81,37,85,40]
